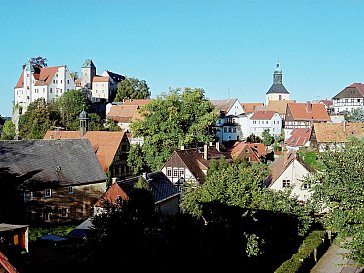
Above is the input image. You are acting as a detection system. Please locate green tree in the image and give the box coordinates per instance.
[182,159,312,260]
[19,98,60,139]
[114,77,151,101]
[262,129,274,146]
[246,133,262,143]
[344,108,364,122]
[127,144,147,174]
[103,119,122,131]
[308,138,364,265]
[130,87,218,171]
[54,89,89,130]
[1,120,16,140]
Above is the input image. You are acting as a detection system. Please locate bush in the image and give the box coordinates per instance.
[274,230,328,273]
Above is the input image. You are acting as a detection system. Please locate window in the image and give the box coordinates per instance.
[50,88,52,93]
[24,192,33,202]
[179,169,184,178]
[167,168,172,177]
[223,127,227,133]
[173,168,178,177]
[61,208,69,217]
[60,80,62,84]
[232,127,236,133]
[68,186,74,194]
[282,180,291,188]
[67,80,70,84]
[228,127,232,133]
[45,189,52,198]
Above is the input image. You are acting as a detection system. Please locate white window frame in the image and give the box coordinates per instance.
[45,189,52,198]
[68,186,74,194]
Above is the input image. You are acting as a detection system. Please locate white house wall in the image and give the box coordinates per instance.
[227,100,244,116]
[250,113,282,137]
[269,159,311,202]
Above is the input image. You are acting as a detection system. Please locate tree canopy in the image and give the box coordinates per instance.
[262,129,274,146]
[114,77,150,101]
[130,87,218,171]
[344,108,364,122]
[29,56,47,68]
[19,98,60,139]
[308,138,364,265]
[1,120,16,140]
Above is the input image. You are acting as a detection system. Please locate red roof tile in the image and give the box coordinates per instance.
[286,102,330,121]
[250,110,276,120]
[43,130,126,172]
[285,128,312,147]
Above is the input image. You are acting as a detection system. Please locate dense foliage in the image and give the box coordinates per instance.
[344,108,364,122]
[17,90,115,139]
[262,129,275,146]
[114,77,150,101]
[308,138,364,265]
[130,87,218,171]
[181,159,313,270]
[19,98,60,139]
[1,120,16,140]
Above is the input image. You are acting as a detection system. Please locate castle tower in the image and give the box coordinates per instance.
[81,59,96,89]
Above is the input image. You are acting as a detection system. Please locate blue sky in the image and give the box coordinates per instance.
[1,0,364,117]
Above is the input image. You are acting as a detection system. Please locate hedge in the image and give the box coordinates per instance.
[274,230,328,273]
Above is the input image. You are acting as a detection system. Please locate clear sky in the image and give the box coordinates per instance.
[1,0,364,117]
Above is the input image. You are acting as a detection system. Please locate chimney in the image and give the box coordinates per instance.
[215,142,220,151]
[181,145,185,150]
[306,101,312,112]
[343,120,346,132]
[203,144,208,160]
[209,141,213,146]
[112,177,117,184]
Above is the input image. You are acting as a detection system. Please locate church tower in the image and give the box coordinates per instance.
[265,62,290,105]
[79,109,89,137]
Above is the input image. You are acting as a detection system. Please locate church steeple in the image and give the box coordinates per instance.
[79,108,89,137]
[273,61,282,84]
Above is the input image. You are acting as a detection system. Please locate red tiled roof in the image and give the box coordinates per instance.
[15,70,24,88]
[107,104,142,123]
[123,99,152,106]
[286,102,330,121]
[43,130,126,172]
[93,76,109,82]
[250,110,276,120]
[349,83,364,97]
[34,66,62,86]
[313,122,364,143]
[285,128,312,147]
[241,103,264,113]
[94,182,129,207]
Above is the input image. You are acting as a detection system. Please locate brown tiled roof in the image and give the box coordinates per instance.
[286,102,330,121]
[266,100,295,116]
[43,130,126,172]
[241,103,264,113]
[34,66,61,86]
[210,99,237,113]
[123,99,152,106]
[333,83,364,99]
[93,76,109,82]
[268,150,314,185]
[285,128,312,147]
[107,104,142,123]
[313,122,364,143]
[171,147,230,184]
[228,142,267,160]
[319,100,333,108]
[250,110,276,120]
[15,70,24,88]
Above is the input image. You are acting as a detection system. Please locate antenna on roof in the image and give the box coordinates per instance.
[228,88,230,98]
